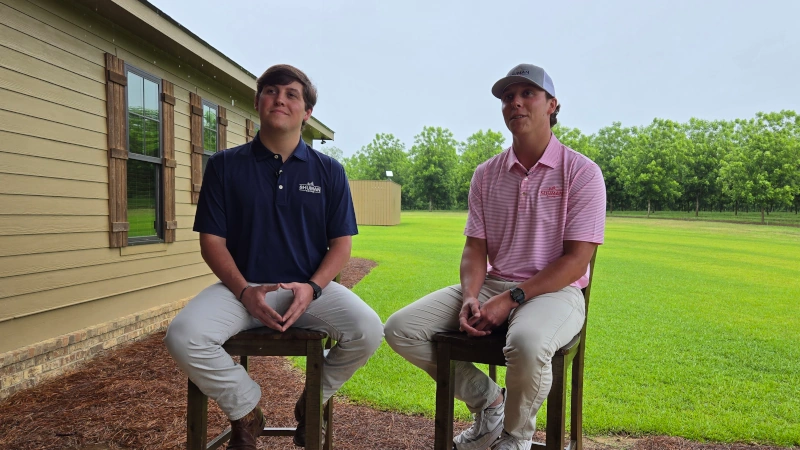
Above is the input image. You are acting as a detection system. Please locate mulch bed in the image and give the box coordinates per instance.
[0,258,792,450]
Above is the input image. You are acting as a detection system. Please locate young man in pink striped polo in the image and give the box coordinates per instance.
[385,64,606,450]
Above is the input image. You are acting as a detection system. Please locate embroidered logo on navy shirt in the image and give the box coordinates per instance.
[299,181,321,194]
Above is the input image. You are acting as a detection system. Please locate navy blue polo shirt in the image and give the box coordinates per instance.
[193,136,358,283]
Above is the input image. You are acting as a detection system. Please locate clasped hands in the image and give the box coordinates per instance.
[239,282,315,332]
[458,291,516,337]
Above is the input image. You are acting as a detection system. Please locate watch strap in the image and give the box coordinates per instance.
[306,280,322,300]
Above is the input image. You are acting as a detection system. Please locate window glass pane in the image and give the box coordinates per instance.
[128,112,144,155]
[144,119,160,157]
[204,128,217,153]
[204,105,216,129]
[127,159,158,238]
[143,78,159,120]
[127,72,144,116]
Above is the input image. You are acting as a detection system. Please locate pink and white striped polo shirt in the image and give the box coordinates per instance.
[464,133,606,288]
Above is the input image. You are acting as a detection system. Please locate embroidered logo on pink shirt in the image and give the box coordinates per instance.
[539,186,563,198]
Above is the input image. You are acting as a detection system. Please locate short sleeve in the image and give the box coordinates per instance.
[193,154,227,238]
[464,163,487,239]
[563,163,606,244]
[325,161,358,239]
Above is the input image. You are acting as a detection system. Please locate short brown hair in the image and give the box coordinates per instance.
[256,64,318,112]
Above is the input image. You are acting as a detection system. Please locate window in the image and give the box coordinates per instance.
[125,66,163,243]
[202,100,218,176]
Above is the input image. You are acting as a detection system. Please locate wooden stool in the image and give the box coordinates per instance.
[186,327,334,450]
[433,250,597,450]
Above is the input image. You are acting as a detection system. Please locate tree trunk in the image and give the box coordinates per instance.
[761,206,765,224]
[428,198,433,212]
[610,200,614,214]
[695,195,699,217]
[735,201,738,216]
[647,199,651,217]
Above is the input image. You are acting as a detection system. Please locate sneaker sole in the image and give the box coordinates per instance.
[454,425,503,450]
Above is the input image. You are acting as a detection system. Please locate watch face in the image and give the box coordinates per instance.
[510,288,525,303]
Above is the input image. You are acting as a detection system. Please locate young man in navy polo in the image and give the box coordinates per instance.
[165,64,383,449]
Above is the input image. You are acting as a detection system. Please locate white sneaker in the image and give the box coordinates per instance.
[453,389,506,450]
[490,430,531,450]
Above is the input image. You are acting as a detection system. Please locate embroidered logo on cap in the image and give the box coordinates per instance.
[299,181,321,194]
[512,70,530,76]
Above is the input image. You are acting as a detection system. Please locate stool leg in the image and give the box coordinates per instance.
[545,354,568,450]
[323,397,333,450]
[434,342,455,450]
[187,378,208,450]
[306,339,324,450]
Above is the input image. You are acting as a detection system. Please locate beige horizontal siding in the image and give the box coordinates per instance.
[0,262,210,322]
[0,22,104,82]
[0,233,108,258]
[0,275,216,354]
[0,215,107,236]
[0,239,200,276]
[0,131,107,167]
[0,252,205,299]
[0,173,107,199]
[0,194,107,216]
[0,44,105,100]
[0,66,105,116]
[0,110,107,150]
[0,88,105,133]
[0,151,106,184]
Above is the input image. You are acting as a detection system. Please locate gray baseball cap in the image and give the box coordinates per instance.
[491,63,556,99]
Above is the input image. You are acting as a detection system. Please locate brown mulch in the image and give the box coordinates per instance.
[0,258,793,450]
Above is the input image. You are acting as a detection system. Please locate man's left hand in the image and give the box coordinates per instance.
[472,291,516,332]
[278,282,315,331]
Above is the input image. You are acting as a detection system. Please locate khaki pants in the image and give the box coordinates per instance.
[384,279,585,440]
[165,281,383,421]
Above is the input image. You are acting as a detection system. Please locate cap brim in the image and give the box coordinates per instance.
[491,76,546,99]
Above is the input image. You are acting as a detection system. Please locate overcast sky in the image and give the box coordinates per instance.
[151,0,800,157]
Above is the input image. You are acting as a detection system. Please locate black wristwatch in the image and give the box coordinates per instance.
[509,287,526,304]
[306,281,322,300]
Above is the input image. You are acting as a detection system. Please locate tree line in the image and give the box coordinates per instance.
[320,110,800,222]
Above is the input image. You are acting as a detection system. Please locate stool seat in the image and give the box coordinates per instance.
[186,326,333,450]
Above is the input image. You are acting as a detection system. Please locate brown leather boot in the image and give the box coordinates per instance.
[293,390,327,447]
[227,406,265,450]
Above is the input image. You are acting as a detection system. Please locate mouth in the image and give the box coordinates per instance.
[270,109,289,116]
[509,114,526,122]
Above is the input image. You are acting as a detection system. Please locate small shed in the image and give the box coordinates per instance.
[349,180,401,226]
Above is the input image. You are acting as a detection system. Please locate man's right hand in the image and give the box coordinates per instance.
[458,296,490,337]
[239,284,282,331]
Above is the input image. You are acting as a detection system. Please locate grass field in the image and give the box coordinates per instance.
[335,212,800,446]
[609,209,800,226]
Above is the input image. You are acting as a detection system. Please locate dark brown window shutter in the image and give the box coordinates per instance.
[162,80,177,242]
[217,106,227,151]
[105,53,128,248]
[245,119,256,142]
[189,92,203,204]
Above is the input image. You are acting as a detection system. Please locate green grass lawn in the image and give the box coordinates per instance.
[610,209,800,226]
[335,212,800,446]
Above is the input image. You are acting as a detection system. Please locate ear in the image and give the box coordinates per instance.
[547,97,559,115]
[303,107,313,122]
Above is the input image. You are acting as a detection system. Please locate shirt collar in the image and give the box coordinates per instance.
[251,131,309,162]
[505,133,561,172]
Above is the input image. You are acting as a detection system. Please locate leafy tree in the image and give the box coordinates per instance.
[553,124,598,161]
[408,126,459,210]
[343,133,411,207]
[318,145,344,162]
[455,130,505,208]
[616,119,684,216]
[683,119,731,216]
[593,122,633,213]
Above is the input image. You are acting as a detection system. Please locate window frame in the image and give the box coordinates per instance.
[124,64,164,245]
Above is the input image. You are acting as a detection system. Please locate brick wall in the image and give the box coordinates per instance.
[0,298,190,401]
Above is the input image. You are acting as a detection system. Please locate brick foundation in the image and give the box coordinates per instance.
[0,298,190,401]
